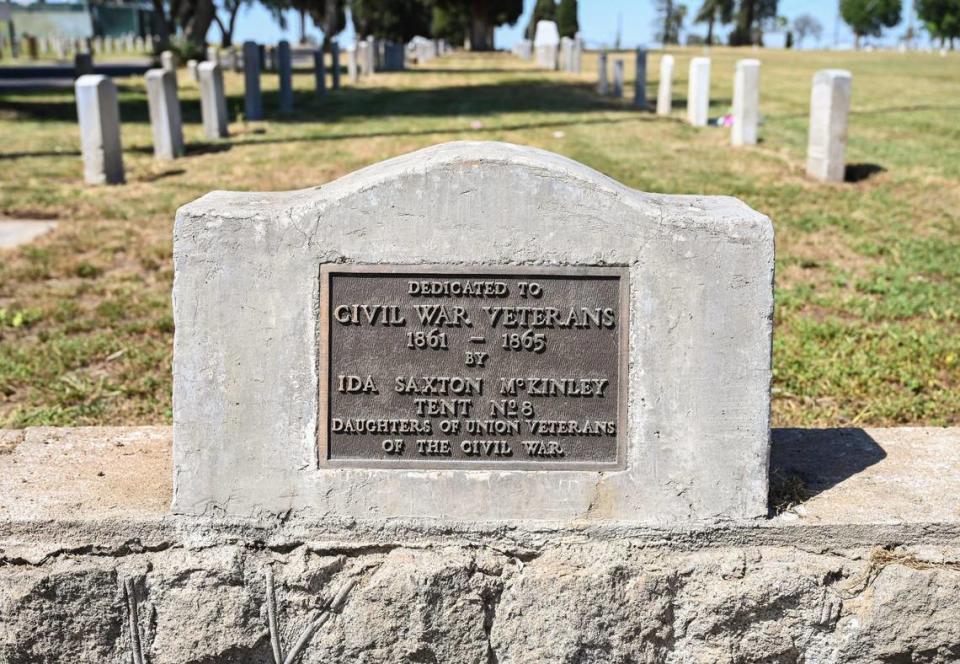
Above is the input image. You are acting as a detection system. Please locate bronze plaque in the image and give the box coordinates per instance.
[319,265,628,470]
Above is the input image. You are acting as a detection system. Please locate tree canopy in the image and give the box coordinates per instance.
[556,0,579,37]
[840,0,901,44]
[916,0,960,45]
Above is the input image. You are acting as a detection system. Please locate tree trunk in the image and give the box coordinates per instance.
[299,9,307,44]
[706,15,714,45]
[854,33,861,49]
[468,0,492,50]
[663,0,674,44]
[150,0,171,50]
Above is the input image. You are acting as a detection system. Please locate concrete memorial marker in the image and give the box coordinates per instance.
[347,44,358,83]
[75,75,124,185]
[533,20,559,70]
[198,61,228,139]
[145,69,184,160]
[806,69,852,183]
[634,48,647,108]
[187,58,199,82]
[612,59,624,97]
[242,41,263,120]
[277,40,293,113]
[732,59,760,146]
[173,141,774,523]
[597,51,609,95]
[687,57,710,126]
[656,55,674,115]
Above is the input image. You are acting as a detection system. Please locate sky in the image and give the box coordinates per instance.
[231,0,925,50]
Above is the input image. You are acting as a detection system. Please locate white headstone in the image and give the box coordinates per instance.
[198,62,228,139]
[687,57,710,126]
[348,44,358,83]
[161,50,176,73]
[732,59,760,146]
[806,69,852,182]
[187,59,199,82]
[145,69,184,160]
[533,21,560,70]
[612,60,624,97]
[656,55,674,116]
[74,75,124,185]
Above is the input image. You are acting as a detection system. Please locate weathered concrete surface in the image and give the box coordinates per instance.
[173,141,774,524]
[0,426,959,663]
[0,220,56,249]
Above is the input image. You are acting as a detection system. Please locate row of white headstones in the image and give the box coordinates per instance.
[593,51,852,183]
[73,37,454,186]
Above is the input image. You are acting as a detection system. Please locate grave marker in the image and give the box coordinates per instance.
[277,40,293,113]
[172,141,774,523]
[806,69,852,183]
[314,48,326,96]
[612,59,624,97]
[242,41,263,120]
[597,51,609,95]
[145,68,184,160]
[74,75,124,185]
[656,54,674,115]
[331,42,341,89]
[198,62,228,139]
[687,57,710,126]
[732,59,760,146]
[634,48,647,108]
[533,20,560,70]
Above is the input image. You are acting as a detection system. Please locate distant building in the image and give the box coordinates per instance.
[2,1,159,40]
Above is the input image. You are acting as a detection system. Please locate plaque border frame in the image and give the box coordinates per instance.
[317,264,630,471]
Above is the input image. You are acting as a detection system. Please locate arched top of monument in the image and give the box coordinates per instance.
[177,141,770,243]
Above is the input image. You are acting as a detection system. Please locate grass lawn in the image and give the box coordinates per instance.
[0,47,958,429]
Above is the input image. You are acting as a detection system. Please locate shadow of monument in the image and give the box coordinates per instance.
[769,428,887,512]
[844,163,885,183]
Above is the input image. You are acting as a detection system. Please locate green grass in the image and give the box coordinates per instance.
[0,48,958,428]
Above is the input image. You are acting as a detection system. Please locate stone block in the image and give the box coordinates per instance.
[806,69,852,183]
[732,59,761,146]
[656,54,674,115]
[145,69,184,160]
[74,74,124,185]
[198,62,228,139]
[687,56,710,126]
[172,141,774,523]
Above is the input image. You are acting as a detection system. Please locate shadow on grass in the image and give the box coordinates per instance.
[768,427,886,516]
[845,163,885,183]
[0,79,637,127]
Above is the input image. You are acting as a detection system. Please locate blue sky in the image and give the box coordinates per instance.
[232,0,923,49]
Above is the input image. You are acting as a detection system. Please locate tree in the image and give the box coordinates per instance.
[431,4,469,44]
[212,0,252,46]
[556,0,579,37]
[916,0,960,47]
[432,0,523,50]
[840,0,902,47]
[259,0,346,50]
[693,0,734,45]
[526,0,557,39]
[728,0,778,44]
[350,0,431,41]
[791,13,823,46]
[654,0,687,43]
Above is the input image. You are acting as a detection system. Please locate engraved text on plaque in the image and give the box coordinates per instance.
[319,265,628,469]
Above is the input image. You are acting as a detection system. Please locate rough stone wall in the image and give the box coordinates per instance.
[3,539,959,663]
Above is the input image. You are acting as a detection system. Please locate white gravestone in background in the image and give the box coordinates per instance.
[806,69,852,182]
[597,51,609,95]
[657,55,674,115]
[732,59,760,146]
[533,20,560,70]
[172,141,774,524]
[687,57,710,126]
[198,62,228,139]
[145,69,184,160]
[74,75,124,185]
